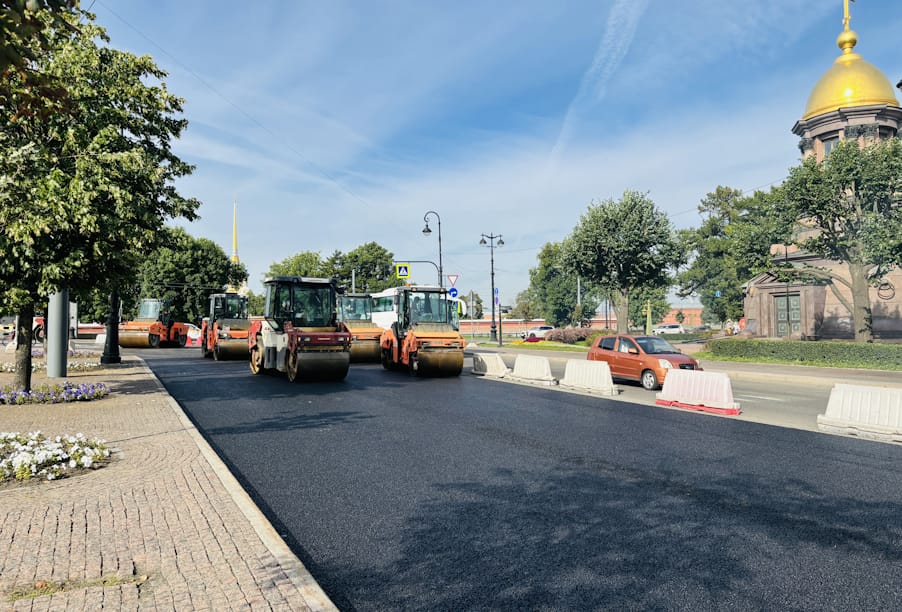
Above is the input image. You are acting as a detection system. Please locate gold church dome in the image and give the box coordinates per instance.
[802,23,899,120]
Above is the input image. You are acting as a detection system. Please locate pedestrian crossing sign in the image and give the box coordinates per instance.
[395,263,410,279]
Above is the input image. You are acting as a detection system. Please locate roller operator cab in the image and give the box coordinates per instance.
[200,292,250,360]
[374,285,466,376]
[248,276,351,382]
[337,293,383,363]
[118,298,190,348]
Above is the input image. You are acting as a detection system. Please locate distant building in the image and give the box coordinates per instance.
[742,2,901,339]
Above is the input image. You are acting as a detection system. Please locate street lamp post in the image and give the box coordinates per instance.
[479,233,503,345]
[422,211,443,287]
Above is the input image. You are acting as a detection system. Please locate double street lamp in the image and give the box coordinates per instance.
[422,211,443,287]
[479,233,503,344]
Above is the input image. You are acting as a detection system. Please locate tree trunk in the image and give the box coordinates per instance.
[14,303,34,391]
[848,262,873,342]
[615,289,630,334]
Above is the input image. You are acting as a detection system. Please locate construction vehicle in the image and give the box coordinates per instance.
[118,298,190,348]
[200,292,250,360]
[374,285,466,376]
[336,293,383,362]
[248,276,351,382]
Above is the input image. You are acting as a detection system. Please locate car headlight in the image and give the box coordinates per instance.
[657,359,673,369]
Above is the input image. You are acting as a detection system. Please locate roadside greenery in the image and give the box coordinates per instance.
[561,190,684,334]
[1,9,200,391]
[703,338,902,370]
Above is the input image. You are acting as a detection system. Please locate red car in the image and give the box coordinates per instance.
[587,334,702,390]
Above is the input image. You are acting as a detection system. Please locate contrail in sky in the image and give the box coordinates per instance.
[548,0,650,166]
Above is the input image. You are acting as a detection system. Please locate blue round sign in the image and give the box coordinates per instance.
[448,287,459,298]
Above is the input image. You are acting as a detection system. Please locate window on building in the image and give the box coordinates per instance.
[822,136,839,156]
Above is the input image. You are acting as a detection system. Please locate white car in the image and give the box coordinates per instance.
[652,324,686,335]
[520,325,554,339]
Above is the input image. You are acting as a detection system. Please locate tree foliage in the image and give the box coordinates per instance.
[627,286,670,332]
[561,190,684,333]
[268,242,399,294]
[528,242,600,328]
[778,138,902,342]
[332,242,398,293]
[267,251,328,278]
[0,10,199,389]
[677,186,788,323]
[128,228,246,324]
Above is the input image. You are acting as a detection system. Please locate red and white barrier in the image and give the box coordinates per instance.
[817,384,902,443]
[655,369,740,415]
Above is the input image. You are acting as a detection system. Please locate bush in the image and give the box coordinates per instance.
[706,338,902,369]
[546,327,596,345]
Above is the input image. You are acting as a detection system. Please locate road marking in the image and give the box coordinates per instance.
[734,394,787,402]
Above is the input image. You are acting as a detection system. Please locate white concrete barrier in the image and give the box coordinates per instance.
[509,354,558,386]
[559,360,618,396]
[472,353,511,378]
[817,384,902,443]
[655,369,740,415]
[95,333,106,345]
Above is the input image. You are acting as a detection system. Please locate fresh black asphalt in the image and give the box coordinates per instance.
[142,349,902,611]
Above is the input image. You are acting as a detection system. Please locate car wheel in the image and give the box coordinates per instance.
[641,369,659,390]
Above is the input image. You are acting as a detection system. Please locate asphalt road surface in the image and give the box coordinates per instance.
[140,349,902,611]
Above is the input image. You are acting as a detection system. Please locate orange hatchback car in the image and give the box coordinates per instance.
[587,334,702,390]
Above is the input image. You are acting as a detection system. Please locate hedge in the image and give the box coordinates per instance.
[706,338,902,370]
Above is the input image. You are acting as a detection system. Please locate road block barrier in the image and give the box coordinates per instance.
[559,360,618,396]
[95,333,106,345]
[472,353,511,378]
[509,354,558,386]
[817,384,902,443]
[655,369,740,415]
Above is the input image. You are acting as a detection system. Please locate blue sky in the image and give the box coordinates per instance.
[89,1,901,309]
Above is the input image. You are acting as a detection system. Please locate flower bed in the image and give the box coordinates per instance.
[0,381,110,405]
[1,432,110,482]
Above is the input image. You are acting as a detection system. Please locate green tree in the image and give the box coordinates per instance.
[778,138,902,342]
[510,287,540,321]
[627,286,670,331]
[267,251,327,278]
[132,228,246,325]
[336,242,398,293]
[460,291,483,320]
[0,11,199,390]
[529,242,580,328]
[245,289,265,316]
[561,190,684,333]
[677,186,786,323]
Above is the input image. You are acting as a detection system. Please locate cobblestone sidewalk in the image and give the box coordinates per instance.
[0,355,335,611]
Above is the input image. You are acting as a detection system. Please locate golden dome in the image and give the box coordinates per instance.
[803,26,899,120]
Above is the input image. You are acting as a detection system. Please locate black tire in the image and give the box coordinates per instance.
[177,334,188,348]
[148,334,160,348]
[381,348,393,370]
[408,353,420,377]
[213,343,222,361]
[641,369,659,390]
